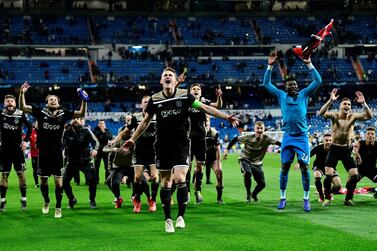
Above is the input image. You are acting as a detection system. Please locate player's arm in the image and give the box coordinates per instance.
[19,82,33,113]
[73,99,87,118]
[353,142,362,165]
[110,127,131,146]
[210,86,223,108]
[223,136,239,160]
[87,128,100,157]
[195,101,239,127]
[22,113,32,143]
[263,51,283,97]
[353,91,373,121]
[301,58,323,96]
[319,88,338,119]
[103,145,119,153]
[310,146,317,157]
[122,113,153,151]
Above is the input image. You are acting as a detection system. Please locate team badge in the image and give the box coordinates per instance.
[176,101,182,107]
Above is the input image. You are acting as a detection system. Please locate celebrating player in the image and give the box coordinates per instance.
[319,88,372,206]
[263,51,322,212]
[19,82,87,218]
[122,67,238,233]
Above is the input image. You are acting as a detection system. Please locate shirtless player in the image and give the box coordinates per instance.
[319,88,372,206]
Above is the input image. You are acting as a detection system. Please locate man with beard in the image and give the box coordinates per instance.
[19,82,87,218]
[319,88,372,206]
[0,95,32,212]
[62,118,99,209]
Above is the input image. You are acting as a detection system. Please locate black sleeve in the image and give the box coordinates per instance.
[310,146,318,157]
[64,109,75,122]
[215,132,220,146]
[106,130,113,140]
[275,141,281,147]
[227,137,239,150]
[187,92,196,107]
[22,113,32,142]
[127,116,138,130]
[31,106,42,120]
[145,97,156,116]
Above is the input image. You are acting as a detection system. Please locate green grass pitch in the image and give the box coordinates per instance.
[1,153,377,250]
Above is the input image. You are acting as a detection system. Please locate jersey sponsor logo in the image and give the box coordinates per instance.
[2,123,19,130]
[188,107,201,113]
[42,122,61,130]
[161,109,181,118]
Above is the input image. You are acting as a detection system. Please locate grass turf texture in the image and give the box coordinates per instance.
[1,153,377,250]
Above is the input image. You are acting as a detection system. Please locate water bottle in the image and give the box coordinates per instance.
[77,88,90,101]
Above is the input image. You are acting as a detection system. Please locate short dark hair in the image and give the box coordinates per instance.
[99,119,105,123]
[190,83,201,90]
[323,133,332,138]
[284,76,297,85]
[366,126,376,132]
[4,94,16,101]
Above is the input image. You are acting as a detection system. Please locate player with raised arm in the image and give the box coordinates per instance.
[263,51,322,212]
[122,67,238,233]
[319,88,372,206]
[224,121,281,203]
[0,94,32,212]
[19,82,87,218]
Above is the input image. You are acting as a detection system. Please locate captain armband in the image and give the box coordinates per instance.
[191,99,202,109]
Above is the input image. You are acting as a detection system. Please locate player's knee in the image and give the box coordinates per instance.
[134,176,142,184]
[216,169,223,179]
[244,171,252,179]
[281,163,291,173]
[299,162,309,172]
[348,168,358,176]
[259,180,266,189]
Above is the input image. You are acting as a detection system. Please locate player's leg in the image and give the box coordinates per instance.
[38,152,51,213]
[279,134,296,209]
[293,134,311,211]
[108,169,124,208]
[53,152,64,218]
[313,169,324,202]
[212,160,223,204]
[331,172,342,194]
[193,137,206,203]
[239,159,253,202]
[31,157,39,187]
[159,169,174,232]
[62,164,76,208]
[206,160,212,184]
[54,175,63,218]
[250,164,266,202]
[149,164,159,211]
[94,154,101,184]
[132,164,144,213]
[173,165,189,229]
[342,152,358,205]
[0,170,10,212]
[83,162,97,208]
[323,145,338,206]
[16,163,27,210]
[103,152,110,183]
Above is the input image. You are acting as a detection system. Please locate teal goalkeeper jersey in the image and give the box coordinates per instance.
[263,67,322,135]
